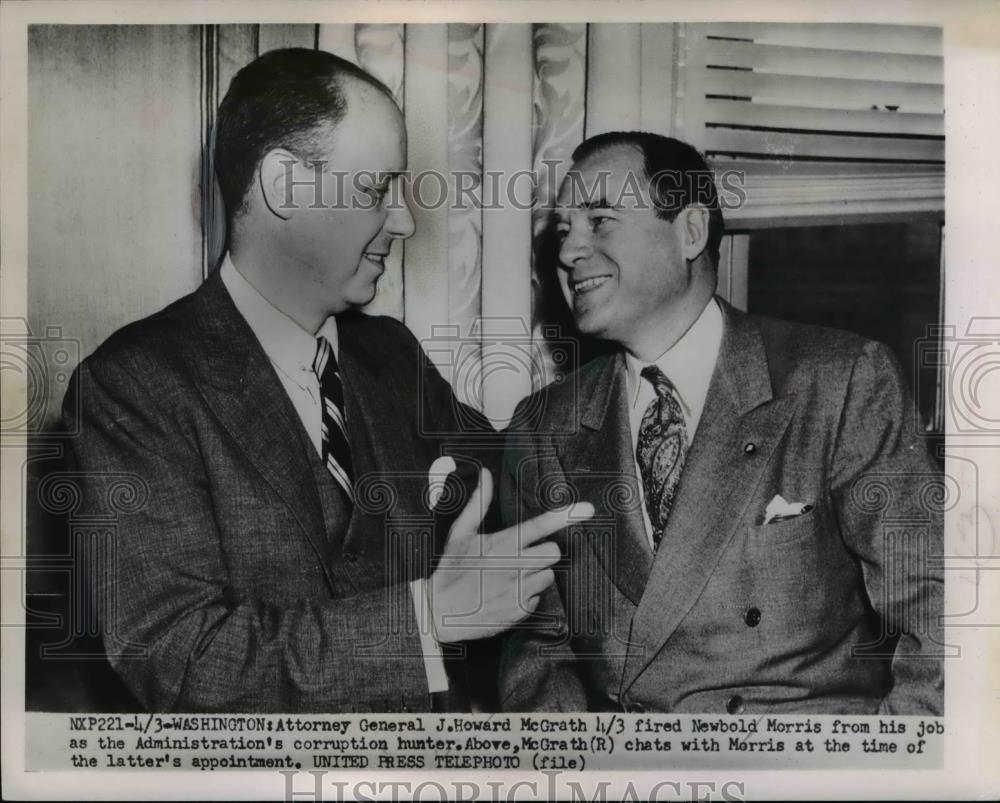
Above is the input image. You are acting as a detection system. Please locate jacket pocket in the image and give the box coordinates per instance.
[746,507,818,547]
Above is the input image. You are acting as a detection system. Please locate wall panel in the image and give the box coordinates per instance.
[401,24,452,378]
[28,25,204,428]
[585,24,641,137]
[257,24,315,54]
[481,24,534,427]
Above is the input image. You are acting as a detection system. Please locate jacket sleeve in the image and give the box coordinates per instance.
[65,354,433,712]
[496,398,588,712]
[830,340,945,715]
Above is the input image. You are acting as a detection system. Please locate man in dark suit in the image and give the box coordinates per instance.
[499,132,944,715]
[64,48,587,713]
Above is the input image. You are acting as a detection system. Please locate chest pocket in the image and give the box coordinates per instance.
[746,505,820,547]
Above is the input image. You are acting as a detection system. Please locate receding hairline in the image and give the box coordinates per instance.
[303,77,405,163]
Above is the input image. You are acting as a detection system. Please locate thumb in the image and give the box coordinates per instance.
[444,467,493,550]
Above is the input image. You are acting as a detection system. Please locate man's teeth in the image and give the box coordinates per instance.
[364,253,386,264]
[572,275,610,294]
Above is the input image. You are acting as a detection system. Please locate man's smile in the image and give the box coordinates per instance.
[569,274,612,295]
[362,251,387,268]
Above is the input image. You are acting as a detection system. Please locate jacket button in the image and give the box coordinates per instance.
[623,701,645,714]
[726,695,745,715]
[343,551,359,563]
[744,606,761,627]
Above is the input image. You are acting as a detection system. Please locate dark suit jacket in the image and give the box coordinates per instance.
[499,299,944,715]
[64,270,497,712]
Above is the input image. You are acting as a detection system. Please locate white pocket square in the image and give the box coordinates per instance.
[763,494,813,525]
[427,456,458,511]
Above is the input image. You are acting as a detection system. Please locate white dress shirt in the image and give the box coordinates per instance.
[220,254,448,693]
[625,297,725,548]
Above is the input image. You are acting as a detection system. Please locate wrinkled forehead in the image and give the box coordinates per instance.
[555,145,650,212]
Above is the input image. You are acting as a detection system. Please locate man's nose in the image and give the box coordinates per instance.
[558,228,592,268]
[385,198,416,240]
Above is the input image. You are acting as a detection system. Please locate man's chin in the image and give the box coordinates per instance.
[333,286,378,314]
[572,310,608,339]
[356,281,380,308]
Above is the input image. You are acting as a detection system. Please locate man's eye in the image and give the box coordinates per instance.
[591,215,612,230]
[555,226,569,242]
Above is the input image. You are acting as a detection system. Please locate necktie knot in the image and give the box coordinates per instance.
[312,336,335,381]
[640,364,679,401]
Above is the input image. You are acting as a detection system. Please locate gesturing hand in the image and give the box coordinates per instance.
[428,468,594,643]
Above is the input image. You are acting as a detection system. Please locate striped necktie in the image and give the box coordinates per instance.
[312,336,354,505]
[636,365,689,549]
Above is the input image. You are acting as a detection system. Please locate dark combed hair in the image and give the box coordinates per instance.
[571,131,725,267]
[214,47,392,227]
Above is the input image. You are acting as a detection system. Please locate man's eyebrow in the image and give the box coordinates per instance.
[555,199,622,213]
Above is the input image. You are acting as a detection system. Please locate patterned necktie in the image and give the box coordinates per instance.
[636,365,689,549]
[312,336,354,505]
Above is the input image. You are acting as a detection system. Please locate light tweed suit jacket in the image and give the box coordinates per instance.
[64,270,495,712]
[499,299,944,715]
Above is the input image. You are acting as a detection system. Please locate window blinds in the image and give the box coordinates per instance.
[676,23,944,223]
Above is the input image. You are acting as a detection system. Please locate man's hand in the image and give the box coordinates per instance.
[429,468,593,643]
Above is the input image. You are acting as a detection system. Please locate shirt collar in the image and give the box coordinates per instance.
[625,296,724,416]
[219,253,339,382]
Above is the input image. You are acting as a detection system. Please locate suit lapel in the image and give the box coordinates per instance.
[559,353,652,606]
[185,273,334,591]
[621,301,797,693]
[336,319,423,554]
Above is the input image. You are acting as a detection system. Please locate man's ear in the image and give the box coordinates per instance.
[680,205,711,262]
[257,148,301,221]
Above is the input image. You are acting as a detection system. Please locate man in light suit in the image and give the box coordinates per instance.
[64,48,586,712]
[499,132,944,715]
